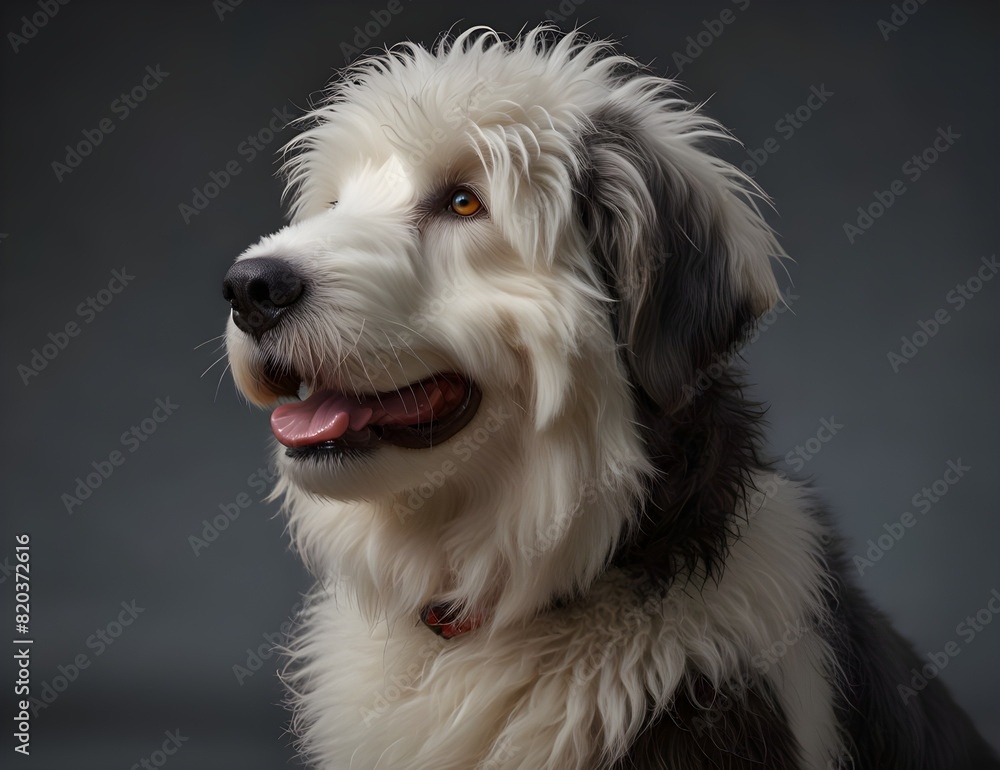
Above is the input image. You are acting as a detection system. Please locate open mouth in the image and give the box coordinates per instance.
[266,367,481,457]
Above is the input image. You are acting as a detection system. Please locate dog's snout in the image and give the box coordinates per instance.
[222,257,305,340]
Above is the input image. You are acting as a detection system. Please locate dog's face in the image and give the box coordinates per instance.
[223,72,594,501]
[223,147,510,501]
[223,29,781,620]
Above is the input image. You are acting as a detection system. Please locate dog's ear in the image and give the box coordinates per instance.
[576,105,782,414]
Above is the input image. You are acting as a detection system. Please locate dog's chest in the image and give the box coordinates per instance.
[290,480,839,769]
[295,576,683,769]
[295,572,795,769]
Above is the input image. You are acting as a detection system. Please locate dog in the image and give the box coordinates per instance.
[221,26,998,769]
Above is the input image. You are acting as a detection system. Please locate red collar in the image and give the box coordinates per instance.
[419,603,486,639]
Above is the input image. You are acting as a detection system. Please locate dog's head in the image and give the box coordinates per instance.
[223,27,781,625]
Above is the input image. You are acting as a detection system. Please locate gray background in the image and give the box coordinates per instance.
[1,1,997,767]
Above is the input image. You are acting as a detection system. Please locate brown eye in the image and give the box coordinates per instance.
[449,188,481,217]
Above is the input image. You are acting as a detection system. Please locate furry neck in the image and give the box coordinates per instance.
[613,367,768,587]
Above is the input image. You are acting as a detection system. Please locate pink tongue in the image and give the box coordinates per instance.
[270,378,453,448]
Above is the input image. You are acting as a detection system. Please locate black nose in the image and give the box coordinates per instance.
[222,257,305,340]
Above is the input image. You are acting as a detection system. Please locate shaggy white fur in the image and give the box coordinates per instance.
[281,476,838,769]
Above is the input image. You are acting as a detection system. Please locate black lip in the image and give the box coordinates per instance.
[284,379,482,459]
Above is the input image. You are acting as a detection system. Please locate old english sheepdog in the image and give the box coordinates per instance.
[221,26,998,770]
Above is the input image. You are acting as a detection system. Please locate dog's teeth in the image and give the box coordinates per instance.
[297,382,311,400]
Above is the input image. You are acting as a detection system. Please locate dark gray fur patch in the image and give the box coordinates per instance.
[574,109,768,584]
[576,110,758,417]
[614,670,801,769]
